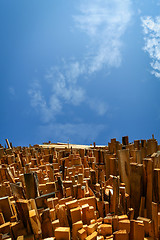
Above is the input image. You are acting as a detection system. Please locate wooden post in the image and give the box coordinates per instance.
[5,139,11,149]
[112,176,119,215]
[16,199,32,234]
[118,149,130,194]
[55,176,64,199]
[146,139,158,156]
[24,172,39,199]
[152,202,158,239]
[143,158,153,219]
[0,196,13,222]
[29,209,42,238]
[139,197,145,217]
[41,208,54,238]
[10,183,26,199]
[122,136,129,146]
[153,168,160,203]
[130,163,143,218]
[110,158,118,176]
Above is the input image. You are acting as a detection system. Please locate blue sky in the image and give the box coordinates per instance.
[1,0,160,146]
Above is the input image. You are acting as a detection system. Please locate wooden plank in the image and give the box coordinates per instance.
[130,163,143,218]
[118,149,130,194]
[10,183,26,199]
[0,196,13,222]
[41,208,54,238]
[5,139,11,149]
[16,199,32,234]
[152,202,158,239]
[24,173,39,199]
[143,158,153,219]
[153,168,160,203]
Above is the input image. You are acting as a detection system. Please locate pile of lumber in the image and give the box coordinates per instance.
[0,136,160,239]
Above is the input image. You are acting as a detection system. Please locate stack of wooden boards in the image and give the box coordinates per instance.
[0,136,160,239]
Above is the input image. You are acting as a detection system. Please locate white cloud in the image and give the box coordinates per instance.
[28,0,132,123]
[87,98,109,116]
[28,63,86,123]
[9,87,15,97]
[28,81,62,123]
[38,123,105,144]
[49,95,62,113]
[141,16,160,78]
[45,64,86,106]
[74,0,132,73]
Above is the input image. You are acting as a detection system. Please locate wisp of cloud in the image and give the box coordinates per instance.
[141,16,160,78]
[28,0,132,142]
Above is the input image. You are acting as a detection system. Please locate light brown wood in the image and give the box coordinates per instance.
[0,136,159,239]
[118,149,130,194]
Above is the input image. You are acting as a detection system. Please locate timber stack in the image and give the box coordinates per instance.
[0,136,160,240]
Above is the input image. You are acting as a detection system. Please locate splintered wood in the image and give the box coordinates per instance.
[0,136,160,239]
